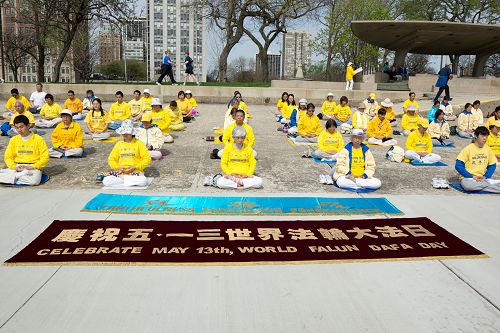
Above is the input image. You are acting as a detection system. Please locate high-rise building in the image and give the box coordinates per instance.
[146,0,206,82]
[255,54,281,79]
[0,0,78,82]
[282,30,312,79]
[98,24,122,65]
[123,17,147,62]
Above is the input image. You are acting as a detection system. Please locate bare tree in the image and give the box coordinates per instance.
[3,34,31,82]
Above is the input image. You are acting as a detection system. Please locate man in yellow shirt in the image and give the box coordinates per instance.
[129,90,145,121]
[486,120,500,162]
[150,98,173,143]
[2,101,36,137]
[366,109,397,146]
[213,110,256,159]
[141,89,153,112]
[332,129,381,190]
[345,62,354,91]
[205,126,262,189]
[0,115,49,185]
[36,94,63,128]
[402,92,420,114]
[456,126,500,193]
[108,91,132,130]
[64,90,84,120]
[332,96,352,126]
[313,119,344,161]
[49,110,84,158]
[102,120,151,188]
[404,118,441,163]
[401,104,421,136]
[485,106,500,129]
[4,88,30,115]
[297,103,322,143]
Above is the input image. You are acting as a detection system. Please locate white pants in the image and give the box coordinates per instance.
[405,150,441,163]
[218,149,257,158]
[367,137,397,146]
[288,126,298,135]
[102,175,148,187]
[149,150,162,160]
[432,138,454,146]
[84,132,110,141]
[458,131,474,139]
[312,150,338,160]
[35,118,62,128]
[216,176,263,189]
[0,168,42,185]
[49,147,84,158]
[72,113,84,120]
[461,178,500,194]
[345,80,353,91]
[164,134,174,143]
[403,130,412,136]
[336,175,381,190]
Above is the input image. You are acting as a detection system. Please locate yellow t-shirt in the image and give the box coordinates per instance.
[318,130,344,152]
[109,102,131,121]
[186,97,197,107]
[405,130,433,153]
[401,113,420,131]
[4,133,49,170]
[141,96,153,111]
[485,116,498,130]
[150,109,171,134]
[346,66,354,80]
[9,111,35,125]
[238,101,248,113]
[333,105,352,122]
[457,143,497,177]
[221,143,256,176]
[321,100,337,115]
[108,138,151,172]
[128,99,144,117]
[40,103,62,118]
[5,96,30,110]
[64,98,83,113]
[282,103,295,119]
[176,99,191,115]
[277,99,286,110]
[350,148,365,177]
[402,99,420,111]
[486,133,500,155]
[84,110,109,132]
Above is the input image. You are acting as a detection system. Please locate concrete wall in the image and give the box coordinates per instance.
[0,83,410,106]
[271,79,378,91]
[409,74,500,94]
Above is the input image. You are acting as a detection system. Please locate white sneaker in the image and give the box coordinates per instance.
[432,178,441,189]
[325,175,334,185]
[203,176,212,186]
[439,178,449,189]
[319,175,327,184]
[172,83,178,86]
[196,82,200,85]
[182,82,186,86]
[155,82,161,86]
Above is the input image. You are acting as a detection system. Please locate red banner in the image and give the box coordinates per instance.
[4,218,486,266]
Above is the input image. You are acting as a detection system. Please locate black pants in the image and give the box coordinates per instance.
[434,85,450,101]
[157,65,176,84]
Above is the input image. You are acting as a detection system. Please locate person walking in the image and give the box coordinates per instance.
[156,50,177,85]
[183,51,200,85]
[434,63,453,101]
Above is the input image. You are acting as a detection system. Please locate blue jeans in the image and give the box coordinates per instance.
[108,121,122,130]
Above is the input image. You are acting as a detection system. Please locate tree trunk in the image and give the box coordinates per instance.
[37,46,46,82]
[53,27,79,82]
[258,50,269,82]
[449,55,460,75]
[218,44,234,82]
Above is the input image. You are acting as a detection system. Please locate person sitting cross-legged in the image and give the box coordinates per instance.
[166,100,186,131]
[84,98,111,141]
[108,91,131,130]
[150,98,174,143]
[366,108,397,146]
[332,96,352,126]
[102,120,152,187]
[205,126,263,189]
[404,118,442,163]
[212,109,255,159]
[35,94,62,128]
[428,109,454,146]
[296,103,322,143]
[332,129,382,190]
[2,100,36,137]
[401,104,420,136]
[0,115,49,186]
[49,110,84,158]
[457,103,479,139]
[486,120,500,163]
[312,119,344,161]
[136,113,164,160]
[455,126,500,193]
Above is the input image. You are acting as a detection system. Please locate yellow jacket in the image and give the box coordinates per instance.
[352,111,369,130]
[150,109,171,134]
[238,101,248,113]
[64,98,83,113]
[129,99,145,117]
[317,130,344,152]
[298,114,322,136]
[401,113,420,131]
[471,108,483,125]
[84,110,109,132]
[321,100,337,115]
[108,138,151,172]
[366,117,392,138]
[109,102,131,121]
[381,106,395,121]
[4,133,49,169]
[6,96,30,110]
[346,65,354,80]
[333,105,352,122]
[51,121,83,149]
[166,106,183,124]
[40,103,62,118]
[282,103,295,119]
[457,111,478,132]
[221,143,256,176]
[485,116,498,129]
[223,122,255,147]
[428,120,450,138]
[277,99,286,110]
[141,96,153,111]
[333,143,376,180]
[402,99,420,110]
[186,97,197,107]
[9,111,35,125]
[136,126,164,150]
[486,133,500,155]
[363,100,379,118]
[405,130,433,153]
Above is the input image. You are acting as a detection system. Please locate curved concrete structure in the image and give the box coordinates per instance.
[351,20,500,76]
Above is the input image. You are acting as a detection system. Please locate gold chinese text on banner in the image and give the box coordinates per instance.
[4,218,487,266]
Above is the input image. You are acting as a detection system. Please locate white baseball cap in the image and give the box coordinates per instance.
[299,98,307,105]
[351,129,364,137]
[185,90,192,94]
[60,109,73,117]
[327,92,334,97]
[143,89,151,94]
